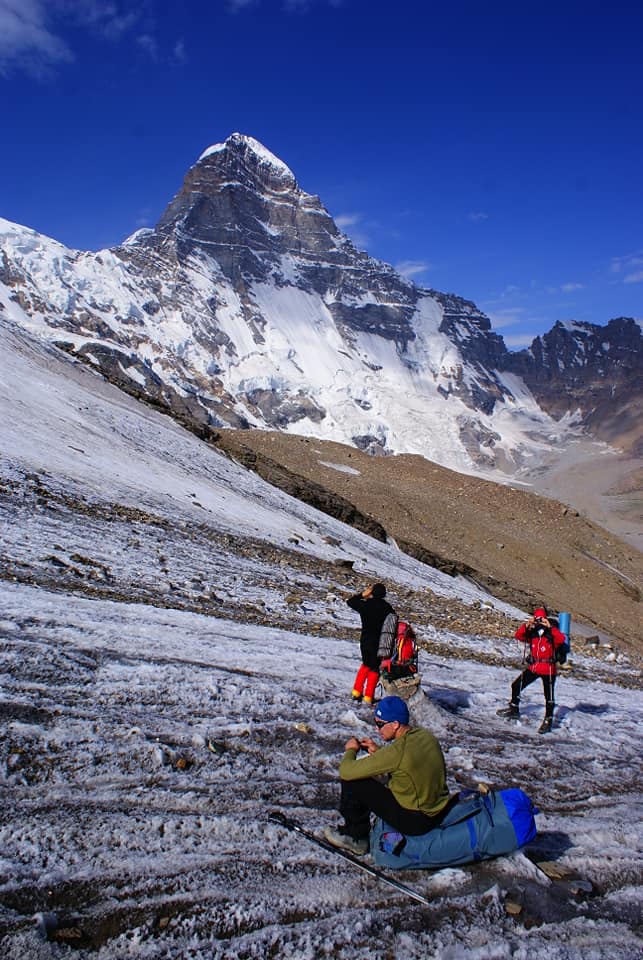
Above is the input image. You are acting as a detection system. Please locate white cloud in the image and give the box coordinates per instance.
[0,1,155,75]
[488,285,521,302]
[610,250,643,277]
[624,270,643,284]
[226,0,257,11]
[283,0,345,9]
[468,211,489,222]
[485,306,548,347]
[67,2,139,38]
[335,213,361,228]
[544,282,584,295]
[55,1,141,40]
[0,0,73,75]
[135,208,154,228]
[227,0,343,11]
[484,307,526,330]
[98,11,140,40]
[334,213,371,248]
[173,38,186,63]
[395,260,431,279]
[504,333,536,348]
[137,33,158,59]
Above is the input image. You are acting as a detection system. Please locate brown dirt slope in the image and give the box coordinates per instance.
[212,430,642,657]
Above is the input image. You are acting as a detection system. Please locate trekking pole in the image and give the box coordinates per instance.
[517,638,531,700]
[268,811,431,905]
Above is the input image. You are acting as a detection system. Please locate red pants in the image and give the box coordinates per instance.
[352,663,379,702]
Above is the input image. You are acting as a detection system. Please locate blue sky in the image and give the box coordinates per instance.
[1,0,641,348]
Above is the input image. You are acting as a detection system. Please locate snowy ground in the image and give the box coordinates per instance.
[1,320,642,959]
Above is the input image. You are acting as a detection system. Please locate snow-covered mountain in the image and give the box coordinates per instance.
[0,133,641,475]
[504,317,643,456]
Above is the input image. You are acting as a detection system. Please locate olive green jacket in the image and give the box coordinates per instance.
[339,727,450,817]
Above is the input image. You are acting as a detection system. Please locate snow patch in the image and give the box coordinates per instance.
[318,460,361,475]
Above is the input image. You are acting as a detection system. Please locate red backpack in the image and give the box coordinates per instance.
[381,621,418,679]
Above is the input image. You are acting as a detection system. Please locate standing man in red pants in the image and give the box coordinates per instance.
[347,583,396,705]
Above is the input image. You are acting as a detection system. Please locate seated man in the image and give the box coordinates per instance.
[323,695,454,855]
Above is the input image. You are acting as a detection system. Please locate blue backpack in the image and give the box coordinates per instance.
[370,788,538,870]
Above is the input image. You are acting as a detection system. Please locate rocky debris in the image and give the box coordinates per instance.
[212,432,388,542]
[504,899,523,917]
[206,429,643,657]
[0,464,517,642]
[3,462,641,688]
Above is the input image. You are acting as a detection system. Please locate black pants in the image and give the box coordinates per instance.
[339,777,453,840]
[511,670,556,718]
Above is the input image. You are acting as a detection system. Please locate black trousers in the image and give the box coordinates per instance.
[511,669,556,718]
[339,777,453,840]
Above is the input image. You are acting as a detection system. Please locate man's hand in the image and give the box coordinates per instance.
[344,736,361,752]
[532,615,550,628]
[362,585,374,599]
[359,737,378,755]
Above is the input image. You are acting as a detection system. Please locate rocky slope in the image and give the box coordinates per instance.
[210,429,642,654]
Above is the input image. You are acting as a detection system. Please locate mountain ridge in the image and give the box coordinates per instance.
[1,132,640,480]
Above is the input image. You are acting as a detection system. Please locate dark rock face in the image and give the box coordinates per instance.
[151,133,424,348]
[433,291,506,368]
[156,134,329,281]
[327,301,417,345]
[503,318,643,452]
[245,388,326,427]
[434,291,510,413]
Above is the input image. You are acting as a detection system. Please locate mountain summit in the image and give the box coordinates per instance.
[0,134,640,473]
[154,132,323,275]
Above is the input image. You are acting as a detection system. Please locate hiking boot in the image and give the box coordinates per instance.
[351,692,362,703]
[497,703,520,719]
[538,718,553,734]
[323,826,369,856]
[362,695,374,705]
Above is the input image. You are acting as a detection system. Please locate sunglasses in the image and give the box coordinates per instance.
[374,718,389,729]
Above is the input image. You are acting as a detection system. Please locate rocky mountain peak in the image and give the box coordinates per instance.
[502,317,642,453]
[146,134,431,352]
[198,133,297,187]
[153,133,341,282]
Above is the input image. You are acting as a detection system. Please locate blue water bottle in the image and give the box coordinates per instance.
[558,612,571,651]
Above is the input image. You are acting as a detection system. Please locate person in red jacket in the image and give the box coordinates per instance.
[497,606,567,733]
